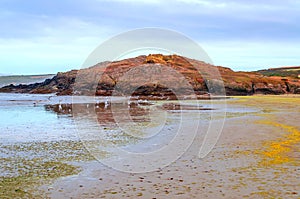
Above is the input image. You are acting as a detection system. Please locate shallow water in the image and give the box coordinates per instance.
[0,93,258,166]
[0,93,259,143]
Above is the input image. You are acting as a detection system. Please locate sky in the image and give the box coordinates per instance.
[0,0,300,75]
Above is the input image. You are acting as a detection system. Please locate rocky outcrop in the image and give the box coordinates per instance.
[1,54,299,97]
[0,70,78,95]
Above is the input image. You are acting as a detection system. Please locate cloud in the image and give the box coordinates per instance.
[0,14,121,74]
[202,40,300,71]
[176,0,227,8]
[0,0,299,74]
[0,37,94,75]
[96,0,162,4]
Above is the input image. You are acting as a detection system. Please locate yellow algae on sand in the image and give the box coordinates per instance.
[230,95,300,112]
[255,120,300,166]
[230,96,300,167]
[226,96,299,198]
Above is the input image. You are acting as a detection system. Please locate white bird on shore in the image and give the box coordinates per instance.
[127,100,131,108]
[126,96,131,107]
[104,97,109,109]
[95,100,99,108]
[58,100,62,111]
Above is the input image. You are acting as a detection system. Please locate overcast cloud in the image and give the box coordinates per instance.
[0,0,299,74]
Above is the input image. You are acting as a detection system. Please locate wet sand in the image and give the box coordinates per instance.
[40,96,299,198]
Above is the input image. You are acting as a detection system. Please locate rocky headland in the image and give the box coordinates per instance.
[1,54,299,98]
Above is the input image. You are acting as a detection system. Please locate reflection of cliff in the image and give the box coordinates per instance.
[45,101,214,127]
[1,54,300,96]
[45,102,152,126]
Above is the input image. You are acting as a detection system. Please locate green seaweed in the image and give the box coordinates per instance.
[0,161,80,199]
[0,140,96,198]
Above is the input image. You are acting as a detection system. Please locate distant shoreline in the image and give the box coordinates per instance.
[0,74,55,88]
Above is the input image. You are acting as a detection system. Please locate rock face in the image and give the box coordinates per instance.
[0,70,78,95]
[1,54,299,97]
[0,74,55,88]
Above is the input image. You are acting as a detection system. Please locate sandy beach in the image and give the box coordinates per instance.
[0,95,299,198]
[33,95,299,199]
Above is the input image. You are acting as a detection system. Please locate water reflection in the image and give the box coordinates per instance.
[44,101,215,128]
[45,101,155,126]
